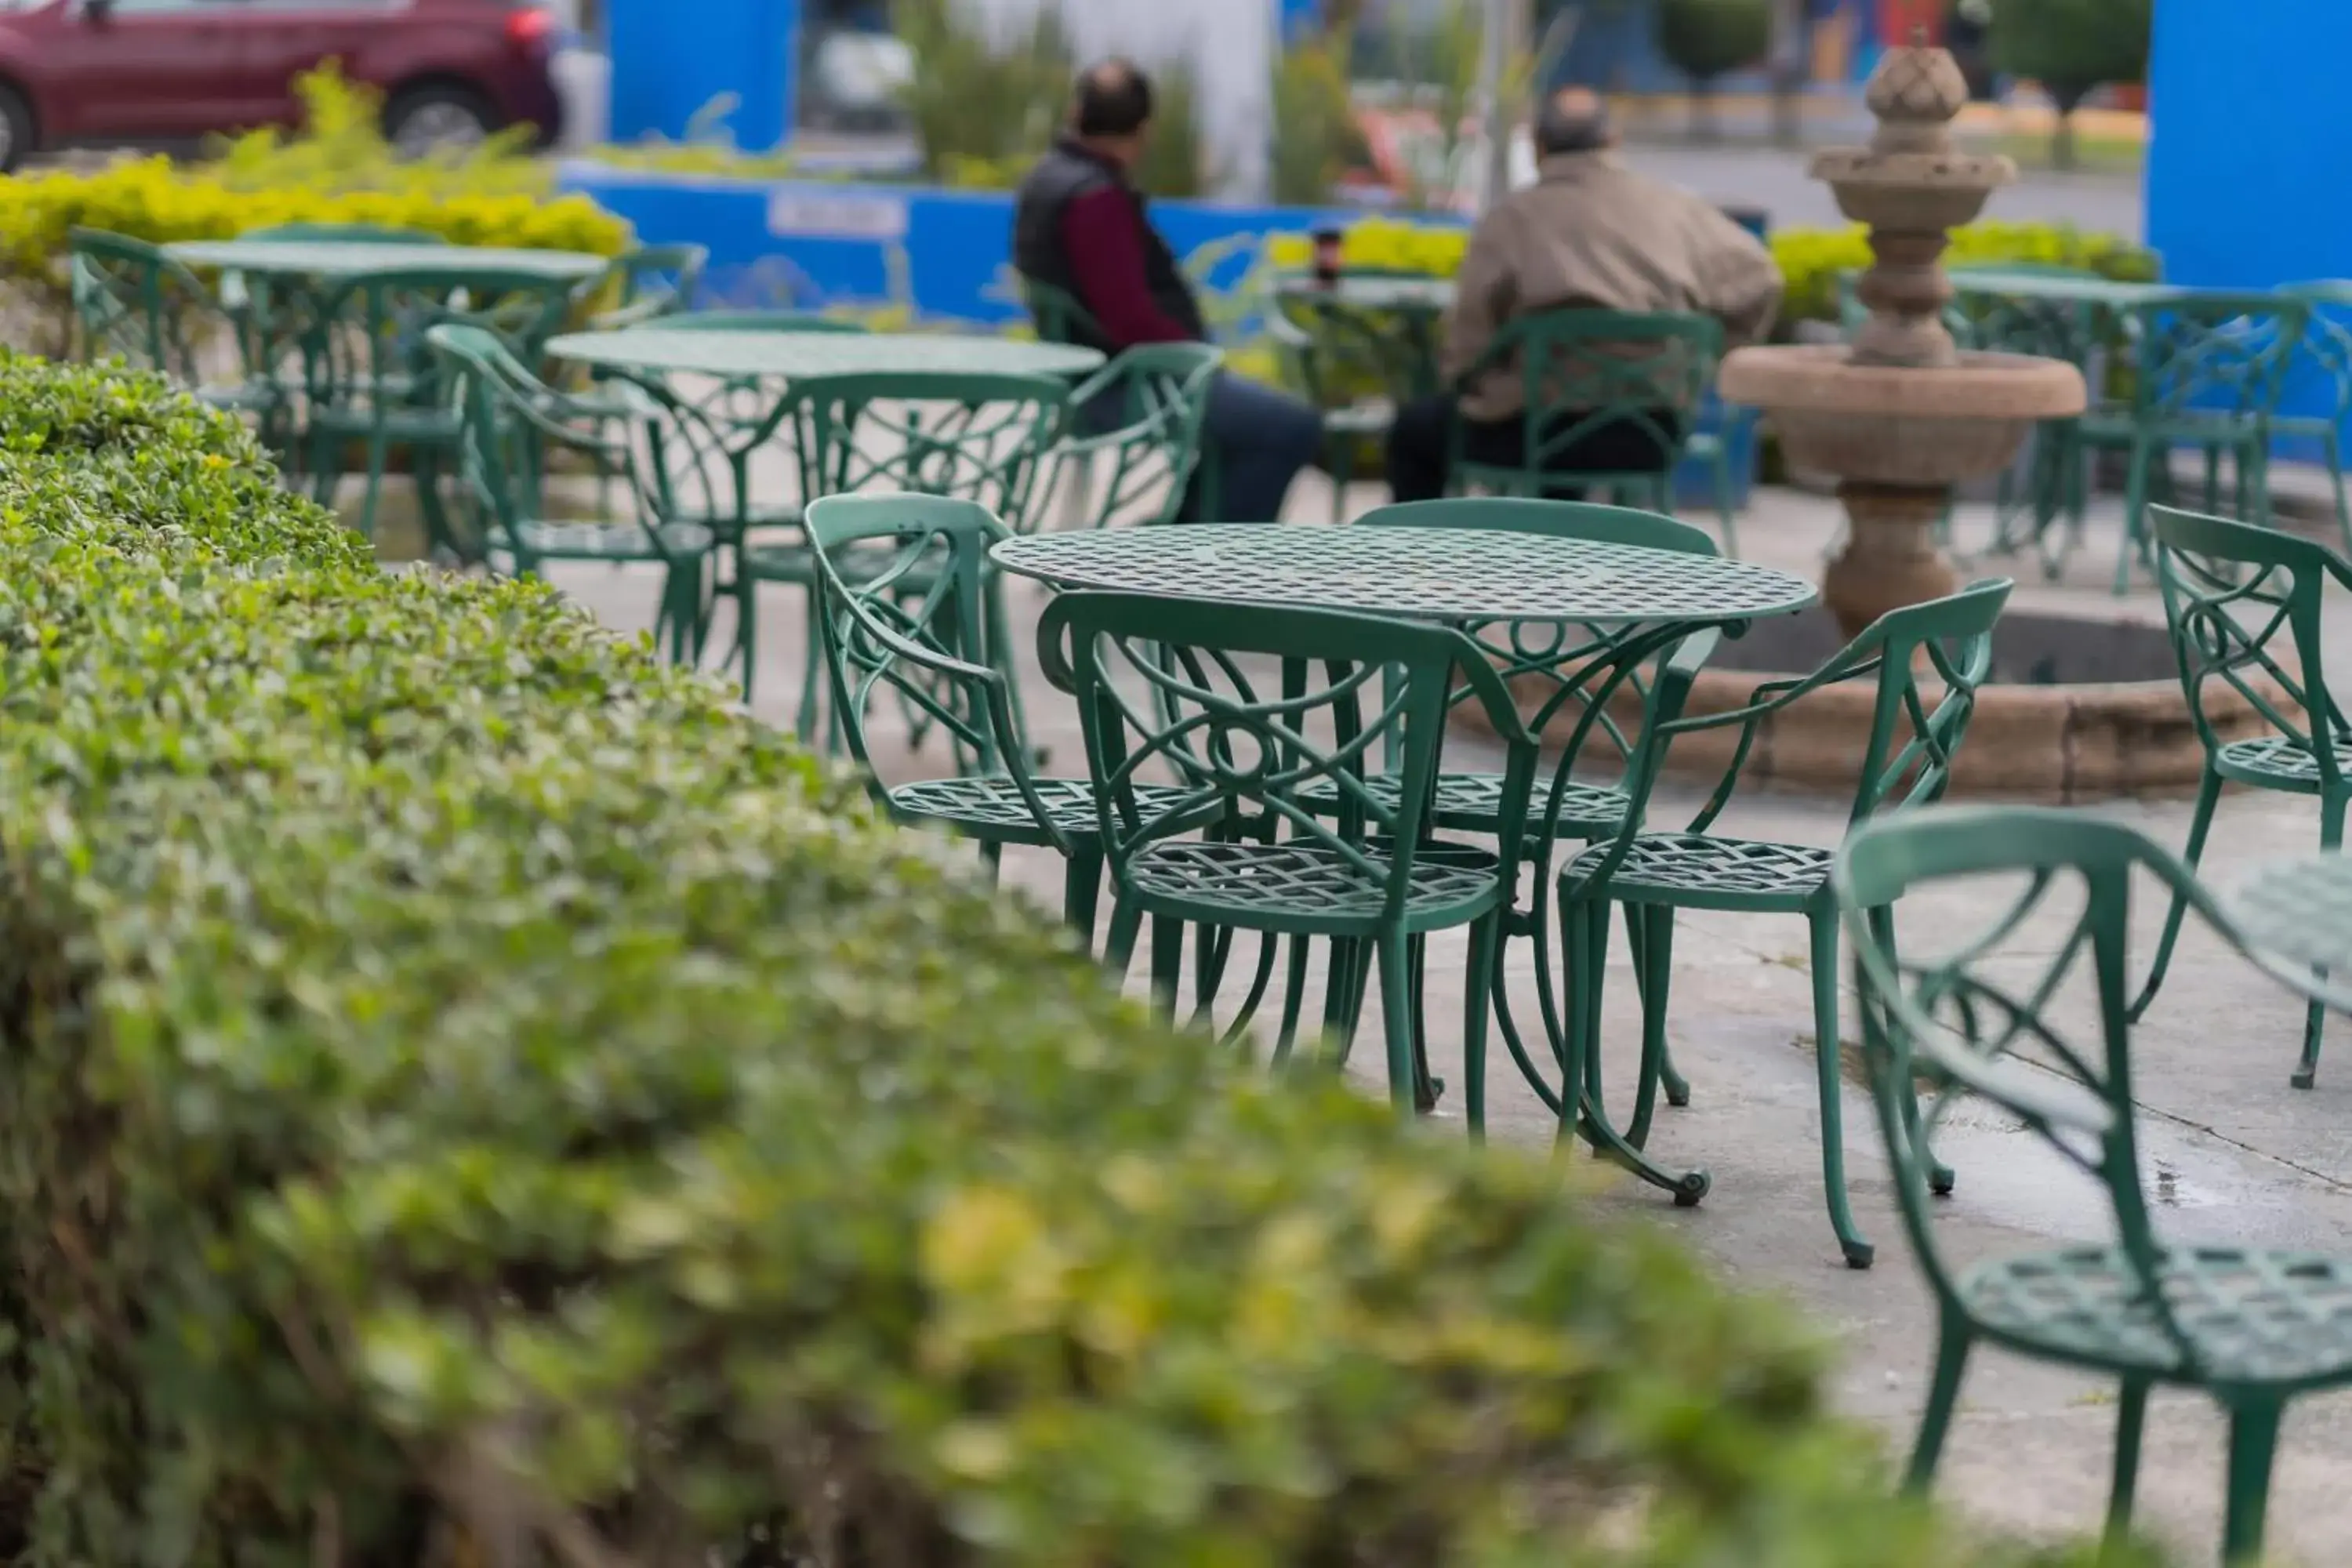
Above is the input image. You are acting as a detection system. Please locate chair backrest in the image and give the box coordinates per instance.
[1037,590,1539,920]
[782,369,1072,529]
[2124,292,2307,419]
[427,322,728,568]
[1475,308,1720,467]
[803,495,1060,831]
[303,265,579,406]
[1019,276,1104,350]
[586,242,711,329]
[1836,805,2238,1373]
[663,307,869,335]
[67,228,214,381]
[2151,504,2352,790]
[1353,497,1720,782]
[238,223,447,245]
[2276,282,2352,420]
[1058,343,1222,529]
[1573,579,2013,888]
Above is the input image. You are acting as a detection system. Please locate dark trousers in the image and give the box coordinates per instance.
[1385,395,1683,504]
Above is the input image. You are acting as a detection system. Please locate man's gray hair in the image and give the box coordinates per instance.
[1534,88,1613,156]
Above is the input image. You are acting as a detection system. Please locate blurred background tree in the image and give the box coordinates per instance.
[1991,0,2153,169]
[894,0,1072,181]
[1655,0,1773,140]
[1270,24,1368,205]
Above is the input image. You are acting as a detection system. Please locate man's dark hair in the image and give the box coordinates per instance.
[1534,87,1613,157]
[1073,59,1155,138]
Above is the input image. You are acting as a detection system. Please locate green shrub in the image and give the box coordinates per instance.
[895,0,1074,182]
[1655,0,1773,135]
[0,353,2165,1568]
[1992,0,2154,167]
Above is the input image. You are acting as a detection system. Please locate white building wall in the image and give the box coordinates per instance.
[953,0,1278,201]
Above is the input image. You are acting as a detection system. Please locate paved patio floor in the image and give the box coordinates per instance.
[512,470,2352,1566]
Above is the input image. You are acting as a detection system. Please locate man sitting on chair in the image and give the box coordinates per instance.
[1013,59,1323,524]
[1384,88,1784,504]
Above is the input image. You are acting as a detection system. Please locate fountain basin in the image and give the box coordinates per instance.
[1721,347,2087,484]
[1456,610,2291,803]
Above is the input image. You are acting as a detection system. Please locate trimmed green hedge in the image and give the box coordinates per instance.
[0,352,2145,1567]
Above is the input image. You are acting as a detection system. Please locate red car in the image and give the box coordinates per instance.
[0,0,564,173]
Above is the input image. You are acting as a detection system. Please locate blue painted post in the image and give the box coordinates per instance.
[2146,0,2352,459]
[608,0,801,149]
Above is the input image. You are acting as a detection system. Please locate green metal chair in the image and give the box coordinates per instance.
[299,264,578,542]
[2079,293,2307,595]
[1265,269,1438,524]
[428,323,719,664]
[2135,506,2352,1087]
[586,241,710,330]
[1022,275,1225,524]
[1037,590,1540,1117]
[66,228,283,439]
[1557,578,2013,1268]
[2274,281,2352,556]
[1838,804,2352,1566]
[804,493,1225,937]
[1051,343,1221,529]
[1449,309,1718,517]
[740,368,1071,731]
[1331,497,1724,1116]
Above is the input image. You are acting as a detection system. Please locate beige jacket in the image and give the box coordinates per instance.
[1441,151,1786,421]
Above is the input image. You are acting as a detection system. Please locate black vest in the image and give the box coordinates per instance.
[1011,138,1207,353]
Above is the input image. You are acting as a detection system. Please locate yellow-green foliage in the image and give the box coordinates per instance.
[0,64,629,353]
[1261,216,2158,327]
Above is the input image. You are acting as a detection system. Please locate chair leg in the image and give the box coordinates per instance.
[1103,899,1144,979]
[1149,915,1186,1021]
[1272,935,1313,1066]
[2104,1376,2151,1549]
[1624,903,1691,1109]
[976,841,1002,887]
[2130,763,2221,1023]
[1627,904,1675,1151]
[1556,900,1597,1152]
[1809,906,1872,1269]
[1374,931,1419,1113]
[1462,913,1499,1140]
[1323,937,1372,1066]
[1060,845,1104,949]
[2221,1399,2285,1566]
[796,591,826,742]
[1405,933,1442,1112]
[2114,435,2153,597]
[1904,1316,1972,1493]
[2296,792,2348,1089]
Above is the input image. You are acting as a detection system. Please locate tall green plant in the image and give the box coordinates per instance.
[895,0,1073,179]
[1992,0,2153,169]
[1131,56,1208,200]
[1270,28,1366,206]
[1655,0,1773,140]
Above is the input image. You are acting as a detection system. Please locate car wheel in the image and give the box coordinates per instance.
[383,84,497,158]
[0,84,31,175]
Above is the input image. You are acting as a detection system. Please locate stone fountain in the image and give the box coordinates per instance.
[1719,40,2085,637]
[1464,38,2288,800]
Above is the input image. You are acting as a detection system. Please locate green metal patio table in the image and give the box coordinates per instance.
[2220,851,2352,1015]
[167,239,611,283]
[545,328,1105,382]
[996,522,1817,1168]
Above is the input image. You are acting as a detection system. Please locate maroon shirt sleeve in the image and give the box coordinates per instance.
[1059,187,1196,347]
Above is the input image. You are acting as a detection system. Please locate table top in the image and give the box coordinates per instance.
[546,328,1105,381]
[1947,271,2183,308]
[2223,851,2352,1011]
[167,239,611,281]
[992,524,1818,625]
[1272,274,1457,314]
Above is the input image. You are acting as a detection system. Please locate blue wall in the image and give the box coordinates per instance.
[608,0,800,148]
[2145,0,2352,459]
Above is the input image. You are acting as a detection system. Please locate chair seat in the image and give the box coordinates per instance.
[740,539,929,587]
[1962,1245,2352,1386]
[510,519,714,560]
[1295,771,1629,839]
[198,379,282,415]
[2078,409,2268,445]
[891,776,1219,844]
[1129,837,1502,927]
[1563,831,1832,907]
[2217,735,2352,793]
